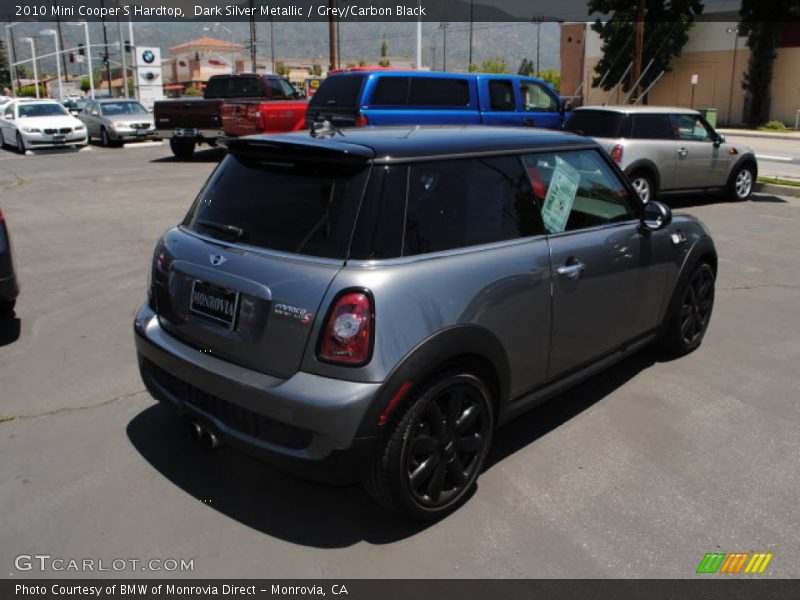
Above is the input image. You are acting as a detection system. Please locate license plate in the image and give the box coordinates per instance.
[136,130,148,136]
[189,280,239,330]
[53,135,65,142]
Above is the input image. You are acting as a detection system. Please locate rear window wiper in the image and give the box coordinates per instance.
[196,219,245,240]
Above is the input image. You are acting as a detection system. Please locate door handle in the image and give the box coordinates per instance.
[557,261,585,280]
[677,147,688,157]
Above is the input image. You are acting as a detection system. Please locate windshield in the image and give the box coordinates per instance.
[18,103,69,118]
[183,154,370,259]
[564,110,625,138]
[100,101,148,116]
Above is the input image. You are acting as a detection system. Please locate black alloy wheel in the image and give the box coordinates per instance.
[679,265,714,346]
[365,372,494,520]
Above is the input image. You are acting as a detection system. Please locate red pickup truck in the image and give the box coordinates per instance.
[221,98,307,137]
[154,74,307,160]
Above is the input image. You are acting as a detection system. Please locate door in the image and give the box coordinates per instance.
[480,78,520,126]
[522,149,670,377]
[518,80,563,129]
[1,103,14,144]
[670,113,730,188]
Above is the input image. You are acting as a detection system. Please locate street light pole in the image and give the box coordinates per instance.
[21,37,40,98]
[39,29,63,98]
[531,15,545,77]
[439,23,449,72]
[726,26,740,126]
[67,22,94,99]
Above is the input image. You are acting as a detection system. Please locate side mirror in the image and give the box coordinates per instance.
[713,133,725,146]
[640,201,672,232]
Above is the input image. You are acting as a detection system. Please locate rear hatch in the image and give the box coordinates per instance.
[154,98,222,130]
[305,74,366,127]
[563,109,629,151]
[152,136,374,379]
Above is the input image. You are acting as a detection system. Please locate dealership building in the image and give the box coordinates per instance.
[560,16,800,127]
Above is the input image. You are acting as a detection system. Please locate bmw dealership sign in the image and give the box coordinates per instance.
[135,47,164,108]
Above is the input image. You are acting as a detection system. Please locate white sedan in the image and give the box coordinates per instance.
[1,99,88,153]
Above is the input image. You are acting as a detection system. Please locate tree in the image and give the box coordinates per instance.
[0,39,10,90]
[539,68,561,90]
[469,56,509,74]
[311,64,322,76]
[587,0,703,100]
[518,58,535,77]
[275,61,288,76]
[739,0,800,125]
[378,35,390,67]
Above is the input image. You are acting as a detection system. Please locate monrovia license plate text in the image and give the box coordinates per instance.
[189,280,239,329]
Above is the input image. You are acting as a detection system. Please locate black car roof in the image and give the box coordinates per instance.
[228,126,595,162]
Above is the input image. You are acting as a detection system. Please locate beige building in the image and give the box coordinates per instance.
[561,18,800,126]
[162,37,248,91]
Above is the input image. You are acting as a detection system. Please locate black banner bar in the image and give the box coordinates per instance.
[4,580,800,600]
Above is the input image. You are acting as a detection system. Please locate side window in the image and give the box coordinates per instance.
[408,78,470,107]
[349,165,407,260]
[670,114,712,142]
[4,105,13,118]
[631,114,673,140]
[268,78,286,98]
[233,77,263,98]
[371,77,410,106]
[278,79,297,97]
[522,149,636,234]
[403,156,542,256]
[488,80,515,111]
[520,81,558,112]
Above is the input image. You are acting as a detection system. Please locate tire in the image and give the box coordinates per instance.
[170,139,196,160]
[729,164,754,201]
[16,132,26,154]
[100,127,110,147]
[364,371,494,520]
[629,170,656,204]
[1,299,16,314]
[661,262,715,355]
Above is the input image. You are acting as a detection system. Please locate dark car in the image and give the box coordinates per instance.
[0,205,19,312]
[134,125,717,520]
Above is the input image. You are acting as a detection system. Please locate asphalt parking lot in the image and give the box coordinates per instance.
[0,141,798,579]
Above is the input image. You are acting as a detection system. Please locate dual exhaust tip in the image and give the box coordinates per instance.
[189,420,220,450]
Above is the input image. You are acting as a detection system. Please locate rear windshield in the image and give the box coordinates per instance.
[308,75,365,111]
[183,154,369,259]
[564,110,625,138]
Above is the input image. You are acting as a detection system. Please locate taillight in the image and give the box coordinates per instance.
[355,113,369,127]
[610,144,623,164]
[318,291,373,365]
[256,108,267,131]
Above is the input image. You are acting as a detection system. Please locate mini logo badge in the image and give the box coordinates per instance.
[142,50,155,64]
[209,254,227,266]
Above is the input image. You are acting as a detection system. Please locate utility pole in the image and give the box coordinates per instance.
[430,43,436,71]
[439,23,449,71]
[117,15,128,97]
[100,0,112,94]
[249,0,256,72]
[532,15,545,76]
[630,0,645,102]
[54,6,69,82]
[270,18,275,74]
[327,0,337,72]
[468,1,474,68]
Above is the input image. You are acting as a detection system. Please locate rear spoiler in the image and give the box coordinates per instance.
[220,136,374,166]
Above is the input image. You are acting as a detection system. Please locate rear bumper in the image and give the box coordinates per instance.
[157,128,222,142]
[133,304,381,483]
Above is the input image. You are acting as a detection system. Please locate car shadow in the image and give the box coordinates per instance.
[486,346,668,469]
[127,345,672,546]
[126,403,429,547]
[150,147,225,164]
[749,193,789,203]
[0,309,21,346]
[664,192,786,209]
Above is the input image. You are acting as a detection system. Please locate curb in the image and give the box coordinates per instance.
[718,129,800,142]
[754,182,800,198]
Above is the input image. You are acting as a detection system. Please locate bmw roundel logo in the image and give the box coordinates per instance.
[142,50,155,64]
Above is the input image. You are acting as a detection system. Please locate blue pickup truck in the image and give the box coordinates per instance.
[305,69,569,130]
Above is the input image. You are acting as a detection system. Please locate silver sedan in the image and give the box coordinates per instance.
[78,99,156,146]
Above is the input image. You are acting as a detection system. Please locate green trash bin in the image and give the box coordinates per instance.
[700,108,718,128]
